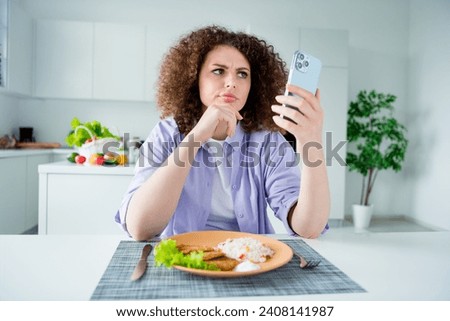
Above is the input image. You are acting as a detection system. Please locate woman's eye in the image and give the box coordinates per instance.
[212,69,224,75]
[238,71,248,79]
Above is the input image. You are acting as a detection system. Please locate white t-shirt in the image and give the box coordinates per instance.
[204,139,239,231]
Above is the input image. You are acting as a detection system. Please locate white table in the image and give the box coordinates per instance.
[1,230,449,300]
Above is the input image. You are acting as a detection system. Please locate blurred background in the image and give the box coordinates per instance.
[1,0,449,233]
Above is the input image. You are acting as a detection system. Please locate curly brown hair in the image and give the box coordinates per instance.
[156,25,288,135]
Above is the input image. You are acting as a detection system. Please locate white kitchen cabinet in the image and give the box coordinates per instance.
[0,153,51,234]
[25,154,51,231]
[93,23,146,101]
[145,25,188,101]
[0,157,26,234]
[34,20,148,101]
[8,0,33,95]
[34,20,94,99]
[39,162,134,235]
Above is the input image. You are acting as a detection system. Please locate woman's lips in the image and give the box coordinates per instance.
[222,94,236,103]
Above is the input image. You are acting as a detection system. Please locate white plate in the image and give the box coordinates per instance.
[167,231,293,278]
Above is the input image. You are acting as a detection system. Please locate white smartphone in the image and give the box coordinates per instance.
[283,50,322,118]
[286,50,322,95]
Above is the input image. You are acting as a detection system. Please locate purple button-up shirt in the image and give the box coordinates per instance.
[115,118,301,238]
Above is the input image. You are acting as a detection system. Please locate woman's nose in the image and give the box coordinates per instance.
[225,75,236,88]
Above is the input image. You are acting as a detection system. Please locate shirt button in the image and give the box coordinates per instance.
[238,212,244,218]
[232,185,237,189]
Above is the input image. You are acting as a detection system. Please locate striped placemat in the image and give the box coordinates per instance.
[91,238,365,300]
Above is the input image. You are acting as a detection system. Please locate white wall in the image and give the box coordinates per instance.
[17,99,159,144]
[406,0,450,230]
[12,0,447,225]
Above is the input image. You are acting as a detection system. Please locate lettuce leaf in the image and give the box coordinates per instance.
[65,117,120,147]
[154,239,220,271]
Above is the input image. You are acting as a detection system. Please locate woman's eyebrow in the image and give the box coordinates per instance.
[211,63,228,69]
[237,67,250,72]
[212,63,250,72]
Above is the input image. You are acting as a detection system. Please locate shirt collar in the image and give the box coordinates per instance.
[225,121,245,150]
[201,121,245,152]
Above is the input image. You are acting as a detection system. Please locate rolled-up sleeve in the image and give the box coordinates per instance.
[115,119,181,235]
[262,133,329,236]
[262,133,301,235]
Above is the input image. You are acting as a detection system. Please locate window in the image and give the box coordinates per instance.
[0,0,8,87]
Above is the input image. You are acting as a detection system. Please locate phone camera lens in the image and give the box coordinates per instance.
[296,62,303,69]
[299,53,305,60]
[304,61,309,67]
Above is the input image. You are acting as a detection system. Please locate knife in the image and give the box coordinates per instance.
[130,243,153,281]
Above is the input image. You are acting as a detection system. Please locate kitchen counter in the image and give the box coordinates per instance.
[38,161,135,235]
[0,148,72,158]
[39,160,135,175]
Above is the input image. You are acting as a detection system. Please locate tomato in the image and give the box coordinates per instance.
[75,155,86,164]
[96,156,105,166]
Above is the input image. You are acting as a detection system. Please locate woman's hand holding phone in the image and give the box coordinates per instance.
[272,85,324,150]
[272,50,324,151]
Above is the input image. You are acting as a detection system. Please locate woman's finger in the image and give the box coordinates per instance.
[276,87,319,116]
[272,114,302,133]
[234,109,243,120]
[271,104,305,124]
[275,94,303,110]
[275,96,311,119]
[214,105,239,137]
[286,84,321,111]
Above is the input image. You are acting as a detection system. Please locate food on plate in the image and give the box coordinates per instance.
[154,239,239,271]
[176,244,239,271]
[178,244,226,261]
[154,237,275,272]
[233,260,261,272]
[201,250,226,261]
[154,239,220,271]
[206,256,240,271]
[177,244,216,254]
[217,237,275,263]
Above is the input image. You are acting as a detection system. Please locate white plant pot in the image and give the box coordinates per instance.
[352,204,374,232]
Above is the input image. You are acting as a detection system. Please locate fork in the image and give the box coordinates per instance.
[293,251,321,269]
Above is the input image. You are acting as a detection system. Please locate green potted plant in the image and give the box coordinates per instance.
[346,90,408,230]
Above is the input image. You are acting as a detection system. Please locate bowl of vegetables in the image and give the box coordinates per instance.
[65,117,122,165]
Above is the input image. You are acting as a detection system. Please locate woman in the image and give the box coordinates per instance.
[116,25,330,241]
